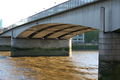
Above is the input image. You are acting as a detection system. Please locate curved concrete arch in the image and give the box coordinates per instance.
[17,23,96,39]
[58,27,95,39]
[50,27,94,39]
[10,23,96,57]
[60,28,95,39]
[43,25,78,39]
[29,24,66,38]
[17,23,62,38]
[31,24,76,39]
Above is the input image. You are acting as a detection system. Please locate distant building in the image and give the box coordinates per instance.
[72,34,85,44]
[72,30,99,44]
[0,19,2,29]
[0,19,3,33]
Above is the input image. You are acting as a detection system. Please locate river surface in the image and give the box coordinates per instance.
[0,51,98,80]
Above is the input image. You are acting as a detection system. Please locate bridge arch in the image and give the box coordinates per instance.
[17,23,96,39]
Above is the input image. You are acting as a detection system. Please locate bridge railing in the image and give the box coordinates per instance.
[4,0,100,32]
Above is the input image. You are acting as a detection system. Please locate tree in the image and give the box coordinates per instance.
[84,30,99,43]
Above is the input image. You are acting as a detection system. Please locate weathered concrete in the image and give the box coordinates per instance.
[99,32,120,80]
[0,38,11,51]
[11,38,72,57]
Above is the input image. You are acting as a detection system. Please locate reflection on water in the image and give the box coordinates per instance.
[0,51,98,80]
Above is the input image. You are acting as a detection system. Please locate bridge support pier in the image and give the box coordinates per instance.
[11,38,72,57]
[99,32,120,80]
[0,38,11,51]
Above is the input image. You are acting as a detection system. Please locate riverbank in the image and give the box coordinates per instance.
[72,44,98,51]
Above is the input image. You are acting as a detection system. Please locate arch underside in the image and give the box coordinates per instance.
[17,23,96,39]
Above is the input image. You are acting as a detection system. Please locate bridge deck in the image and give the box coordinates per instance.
[5,0,103,30]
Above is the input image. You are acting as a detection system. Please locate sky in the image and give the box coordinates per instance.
[0,0,68,28]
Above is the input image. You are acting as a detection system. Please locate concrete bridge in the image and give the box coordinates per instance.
[0,0,120,79]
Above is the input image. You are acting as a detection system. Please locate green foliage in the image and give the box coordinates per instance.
[72,44,98,50]
[84,30,99,43]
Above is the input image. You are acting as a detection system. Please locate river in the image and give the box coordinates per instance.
[0,51,98,80]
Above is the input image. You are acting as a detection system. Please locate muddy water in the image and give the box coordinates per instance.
[0,51,98,80]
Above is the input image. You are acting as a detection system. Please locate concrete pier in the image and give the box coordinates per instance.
[11,38,72,57]
[99,32,120,80]
[0,38,11,51]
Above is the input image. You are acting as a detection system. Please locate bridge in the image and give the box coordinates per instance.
[0,0,120,79]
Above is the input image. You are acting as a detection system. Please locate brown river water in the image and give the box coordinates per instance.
[0,51,98,80]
